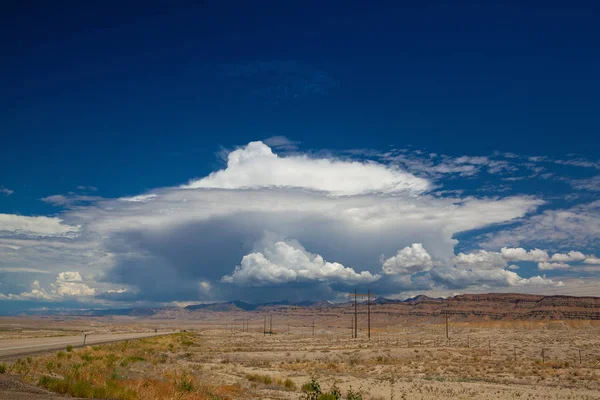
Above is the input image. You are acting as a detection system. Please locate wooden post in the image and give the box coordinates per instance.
[263,315,266,336]
[579,349,582,365]
[488,340,491,356]
[467,336,470,348]
[367,289,371,340]
[514,346,517,362]
[542,348,545,364]
[312,320,315,337]
[269,314,272,334]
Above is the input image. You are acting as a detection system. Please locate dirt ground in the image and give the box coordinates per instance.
[192,322,600,400]
[1,317,600,399]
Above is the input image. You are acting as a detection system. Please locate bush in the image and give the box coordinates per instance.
[302,377,343,400]
[301,377,322,400]
[176,376,195,392]
[65,345,73,352]
[0,363,6,374]
[346,386,363,400]
[283,378,296,390]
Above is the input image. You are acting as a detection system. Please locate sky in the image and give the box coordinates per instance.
[1,1,599,312]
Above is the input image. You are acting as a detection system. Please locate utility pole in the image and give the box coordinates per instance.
[269,314,273,334]
[263,315,266,336]
[312,320,315,337]
[354,289,358,339]
[346,290,375,340]
[445,310,449,339]
[367,289,371,340]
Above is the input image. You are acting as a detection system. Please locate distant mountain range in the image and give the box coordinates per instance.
[6,294,600,320]
[6,296,434,316]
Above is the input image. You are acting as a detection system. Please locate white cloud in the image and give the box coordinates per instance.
[507,265,519,270]
[431,267,560,288]
[222,236,380,286]
[550,251,586,262]
[584,257,600,265]
[119,194,157,202]
[0,186,13,196]
[56,271,83,282]
[77,185,98,191]
[381,243,433,275]
[0,214,80,238]
[0,141,557,304]
[481,201,600,251]
[0,268,52,274]
[0,271,95,300]
[538,262,570,270]
[571,176,600,192]
[182,141,431,196]
[501,247,549,262]
[453,250,507,270]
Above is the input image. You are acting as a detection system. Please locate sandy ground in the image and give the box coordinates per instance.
[188,320,600,399]
[1,316,599,399]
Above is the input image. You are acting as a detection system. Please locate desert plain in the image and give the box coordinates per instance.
[0,295,599,400]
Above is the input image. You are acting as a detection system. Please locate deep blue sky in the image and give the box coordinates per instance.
[2,1,600,215]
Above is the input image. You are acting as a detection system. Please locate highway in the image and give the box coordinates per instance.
[0,331,174,359]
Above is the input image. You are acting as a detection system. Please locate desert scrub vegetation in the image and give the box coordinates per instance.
[245,373,296,390]
[301,377,362,400]
[8,332,240,400]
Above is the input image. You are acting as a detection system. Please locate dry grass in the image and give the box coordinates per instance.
[6,333,239,400]
[4,320,600,399]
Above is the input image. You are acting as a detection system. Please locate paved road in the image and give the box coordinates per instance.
[0,331,174,359]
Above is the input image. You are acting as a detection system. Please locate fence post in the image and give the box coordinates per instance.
[542,348,545,364]
[579,349,582,365]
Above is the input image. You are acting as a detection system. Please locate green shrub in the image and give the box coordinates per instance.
[0,363,6,374]
[283,378,296,390]
[176,376,195,392]
[346,386,363,400]
[65,345,73,352]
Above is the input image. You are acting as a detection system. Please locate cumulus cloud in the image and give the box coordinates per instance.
[584,257,600,265]
[538,262,570,270]
[0,271,95,301]
[182,141,431,196]
[430,267,560,289]
[550,251,586,262]
[381,243,433,275]
[453,250,507,270]
[222,236,380,286]
[501,247,549,262]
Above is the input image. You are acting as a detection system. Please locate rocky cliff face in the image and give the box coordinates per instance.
[369,293,600,321]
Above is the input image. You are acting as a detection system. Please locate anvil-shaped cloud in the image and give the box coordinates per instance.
[1,141,573,306]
